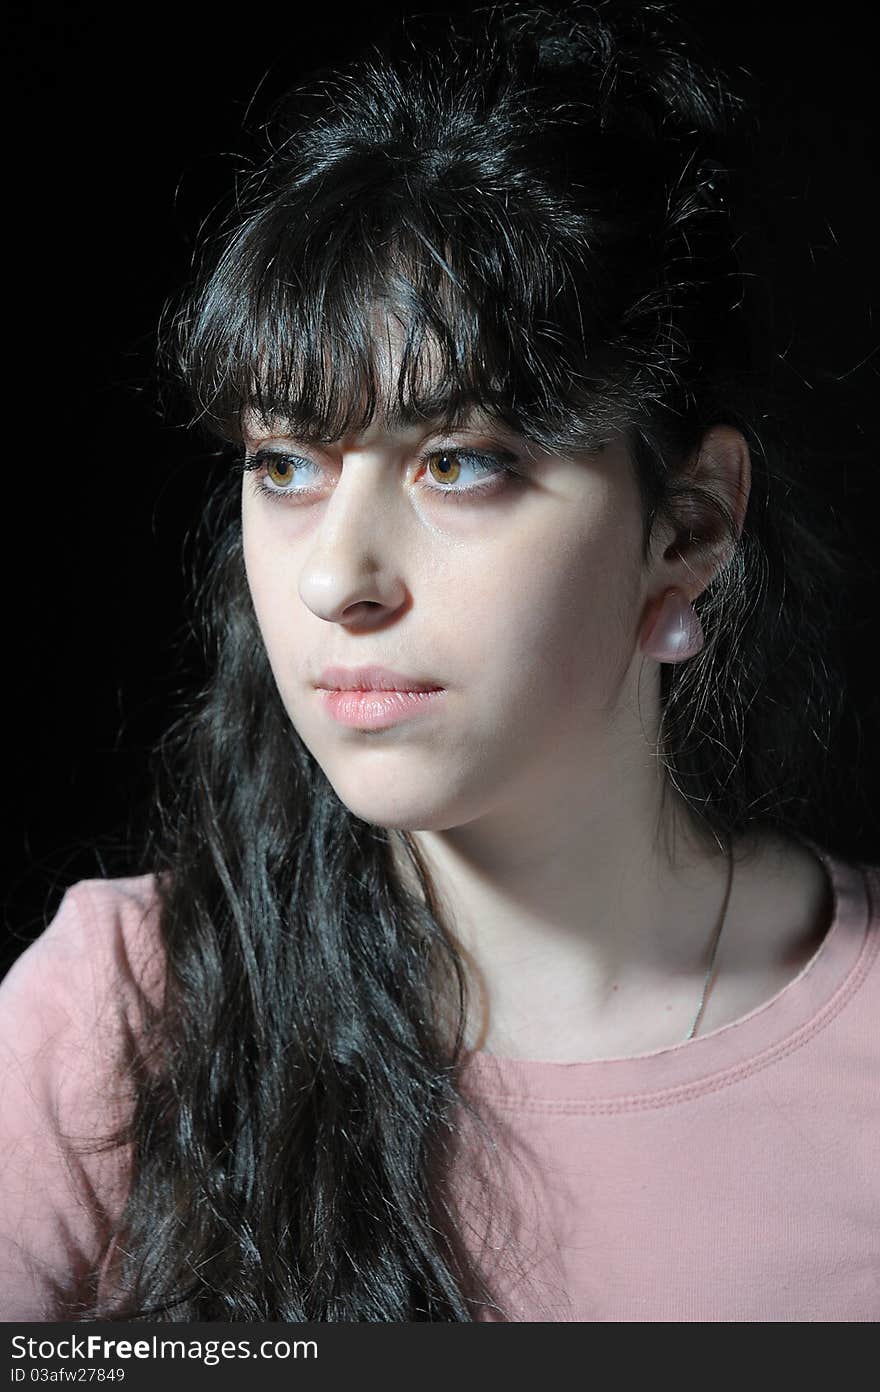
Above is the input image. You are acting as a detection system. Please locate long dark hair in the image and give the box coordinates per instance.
[59,0,856,1319]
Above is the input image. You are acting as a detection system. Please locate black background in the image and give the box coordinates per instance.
[4,0,879,958]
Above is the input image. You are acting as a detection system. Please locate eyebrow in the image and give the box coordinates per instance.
[246,396,492,442]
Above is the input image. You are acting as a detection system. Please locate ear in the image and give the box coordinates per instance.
[653,424,751,598]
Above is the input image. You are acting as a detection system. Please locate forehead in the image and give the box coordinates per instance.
[239,300,517,445]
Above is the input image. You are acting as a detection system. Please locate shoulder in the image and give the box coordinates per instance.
[0,875,164,1318]
[856,855,880,965]
[0,871,167,1161]
[53,873,164,982]
[857,858,880,916]
[809,839,880,938]
[801,837,880,966]
[812,844,880,1027]
[0,873,166,1051]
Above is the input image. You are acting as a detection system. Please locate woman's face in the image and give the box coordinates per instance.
[241,370,653,833]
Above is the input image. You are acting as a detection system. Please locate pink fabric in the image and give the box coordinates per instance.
[1,845,878,1322]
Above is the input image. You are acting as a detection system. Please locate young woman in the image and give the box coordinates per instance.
[1,0,877,1322]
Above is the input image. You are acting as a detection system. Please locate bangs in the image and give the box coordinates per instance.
[169,4,746,471]
[178,180,638,455]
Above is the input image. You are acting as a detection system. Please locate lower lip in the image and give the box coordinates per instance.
[317,688,447,729]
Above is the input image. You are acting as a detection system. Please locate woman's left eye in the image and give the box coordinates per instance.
[242,447,523,503]
[418,449,522,501]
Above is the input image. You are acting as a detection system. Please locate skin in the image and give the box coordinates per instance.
[241,329,833,1062]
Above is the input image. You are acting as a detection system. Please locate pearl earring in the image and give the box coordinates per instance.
[640,587,705,663]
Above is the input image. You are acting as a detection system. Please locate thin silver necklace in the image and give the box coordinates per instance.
[682,834,735,1042]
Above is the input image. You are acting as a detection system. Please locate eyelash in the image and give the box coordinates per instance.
[239,446,524,506]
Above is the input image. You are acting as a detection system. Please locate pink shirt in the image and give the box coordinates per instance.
[1,844,878,1322]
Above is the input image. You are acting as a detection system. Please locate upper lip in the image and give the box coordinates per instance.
[315,665,444,692]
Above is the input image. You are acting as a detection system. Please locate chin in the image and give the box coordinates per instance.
[322,767,474,833]
[334,792,453,832]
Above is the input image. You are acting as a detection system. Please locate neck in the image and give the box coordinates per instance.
[391,745,744,1061]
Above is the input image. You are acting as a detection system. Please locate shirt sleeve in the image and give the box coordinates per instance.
[0,884,141,1321]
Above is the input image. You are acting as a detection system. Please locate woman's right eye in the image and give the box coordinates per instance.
[243,451,322,495]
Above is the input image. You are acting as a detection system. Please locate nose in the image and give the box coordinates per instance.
[297,455,409,624]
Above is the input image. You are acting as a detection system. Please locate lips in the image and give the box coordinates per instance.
[315,665,444,692]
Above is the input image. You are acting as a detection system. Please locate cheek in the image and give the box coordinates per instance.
[242,519,300,682]
[473,519,641,708]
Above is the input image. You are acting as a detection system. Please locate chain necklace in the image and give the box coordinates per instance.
[682,834,735,1042]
